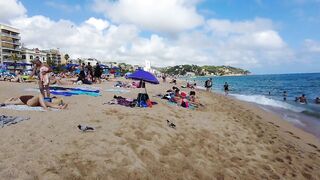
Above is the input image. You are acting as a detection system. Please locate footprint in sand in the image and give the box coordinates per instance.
[307,143,318,149]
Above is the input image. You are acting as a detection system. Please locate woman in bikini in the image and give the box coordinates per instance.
[2,94,68,110]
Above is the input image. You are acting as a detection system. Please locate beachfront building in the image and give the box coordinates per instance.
[60,53,67,65]
[21,47,47,64]
[44,49,61,65]
[0,24,21,64]
[186,72,196,76]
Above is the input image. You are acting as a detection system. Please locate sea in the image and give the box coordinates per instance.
[187,73,320,138]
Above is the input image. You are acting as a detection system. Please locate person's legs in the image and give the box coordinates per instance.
[38,81,45,96]
[4,97,24,105]
[44,85,50,98]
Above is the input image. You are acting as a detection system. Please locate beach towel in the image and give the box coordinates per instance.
[0,115,30,127]
[166,101,195,110]
[105,89,130,94]
[1,105,58,111]
[49,86,101,97]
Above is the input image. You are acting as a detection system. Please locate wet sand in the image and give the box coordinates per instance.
[0,79,320,179]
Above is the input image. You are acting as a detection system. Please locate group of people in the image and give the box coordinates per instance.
[77,62,103,84]
[162,86,202,108]
[282,91,319,104]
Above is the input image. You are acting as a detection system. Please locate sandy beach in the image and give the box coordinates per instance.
[0,79,320,180]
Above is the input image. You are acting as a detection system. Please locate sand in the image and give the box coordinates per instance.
[0,79,320,180]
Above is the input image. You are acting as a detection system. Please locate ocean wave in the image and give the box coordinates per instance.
[230,94,306,113]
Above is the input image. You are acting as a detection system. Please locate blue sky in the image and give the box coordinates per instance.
[2,0,320,74]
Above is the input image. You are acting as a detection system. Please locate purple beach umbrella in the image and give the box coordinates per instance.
[127,69,159,84]
[127,69,159,93]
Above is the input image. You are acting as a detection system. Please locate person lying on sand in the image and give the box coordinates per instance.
[49,75,77,85]
[10,70,24,83]
[1,94,68,110]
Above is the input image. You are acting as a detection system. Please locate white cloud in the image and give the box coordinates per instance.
[3,0,308,73]
[8,14,295,72]
[0,0,26,23]
[85,17,110,31]
[303,39,320,53]
[92,0,204,33]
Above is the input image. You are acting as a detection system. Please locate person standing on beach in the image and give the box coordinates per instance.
[29,58,52,98]
[86,62,93,81]
[94,62,102,84]
[224,82,229,95]
[162,74,166,83]
[205,78,213,91]
[283,91,287,101]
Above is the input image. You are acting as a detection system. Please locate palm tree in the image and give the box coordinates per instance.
[11,53,21,71]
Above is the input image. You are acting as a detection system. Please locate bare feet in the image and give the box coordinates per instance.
[59,104,68,109]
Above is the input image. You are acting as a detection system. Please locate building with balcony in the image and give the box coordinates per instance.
[0,24,21,64]
[44,49,61,65]
[21,47,47,64]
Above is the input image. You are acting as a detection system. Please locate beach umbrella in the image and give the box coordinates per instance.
[127,69,159,93]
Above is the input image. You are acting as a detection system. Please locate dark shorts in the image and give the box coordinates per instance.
[94,73,102,78]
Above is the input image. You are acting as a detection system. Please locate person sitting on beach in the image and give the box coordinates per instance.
[170,89,182,103]
[188,91,202,107]
[180,92,189,108]
[298,94,308,104]
[170,79,177,85]
[10,70,24,83]
[315,97,320,104]
[1,94,68,110]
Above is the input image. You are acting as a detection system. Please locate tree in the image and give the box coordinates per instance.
[46,57,55,67]
[64,54,70,63]
[11,53,21,71]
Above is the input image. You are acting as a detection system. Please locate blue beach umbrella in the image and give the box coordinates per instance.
[127,69,159,93]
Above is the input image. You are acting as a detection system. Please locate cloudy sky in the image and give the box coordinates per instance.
[0,0,319,74]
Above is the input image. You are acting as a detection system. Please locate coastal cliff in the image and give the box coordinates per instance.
[158,65,250,76]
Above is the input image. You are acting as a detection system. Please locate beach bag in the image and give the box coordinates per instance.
[137,93,149,107]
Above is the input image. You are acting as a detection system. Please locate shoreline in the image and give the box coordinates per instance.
[220,92,320,145]
[0,80,320,179]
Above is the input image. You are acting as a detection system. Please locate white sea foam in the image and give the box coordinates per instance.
[231,94,305,113]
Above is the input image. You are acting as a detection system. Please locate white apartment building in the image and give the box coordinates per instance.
[0,24,21,64]
[21,47,47,64]
[44,49,62,65]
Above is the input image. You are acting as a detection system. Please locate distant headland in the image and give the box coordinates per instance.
[157,64,250,76]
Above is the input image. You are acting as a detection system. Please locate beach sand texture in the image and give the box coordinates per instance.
[0,80,320,180]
